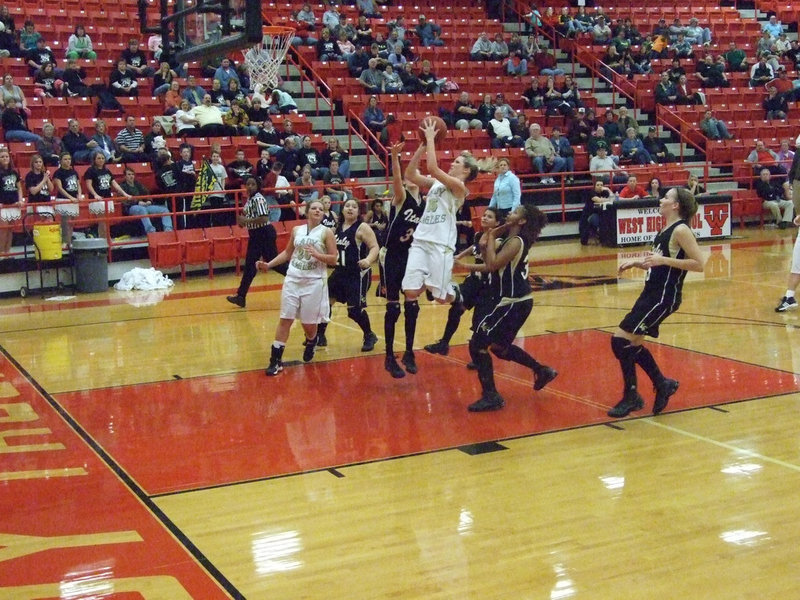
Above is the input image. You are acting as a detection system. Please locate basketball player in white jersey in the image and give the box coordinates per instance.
[399,118,482,372]
[256,199,338,375]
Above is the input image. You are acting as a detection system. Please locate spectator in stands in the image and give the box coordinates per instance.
[774,32,791,57]
[19,20,41,52]
[469,32,493,61]
[322,1,342,32]
[356,0,380,19]
[323,158,348,207]
[786,40,800,69]
[321,137,350,178]
[651,18,669,40]
[602,109,623,143]
[294,164,320,216]
[675,74,704,105]
[246,97,268,129]
[492,33,509,62]
[224,148,254,191]
[549,126,575,182]
[163,80,182,115]
[276,136,300,179]
[613,106,636,133]
[316,28,340,62]
[684,18,711,47]
[174,98,198,137]
[643,126,674,163]
[52,151,82,240]
[699,109,732,140]
[224,101,255,135]
[756,168,793,228]
[354,15,374,48]
[1,97,40,143]
[398,61,420,93]
[669,34,694,60]
[618,174,647,199]
[152,61,176,96]
[84,151,128,239]
[142,120,166,162]
[363,95,386,136]
[763,16,783,41]
[121,38,154,78]
[505,43,528,77]
[511,113,529,141]
[763,85,788,121]
[592,17,612,45]
[525,123,564,184]
[493,92,518,122]
[747,139,787,177]
[120,166,172,235]
[63,58,93,97]
[0,75,29,116]
[590,146,627,184]
[110,58,139,97]
[476,93,496,127]
[684,173,705,196]
[532,44,565,77]
[655,71,678,105]
[267,88,297,114]
[297,135,322,178]
[114,116,148,162]
[292,3,318,47]
[194,94,234,137]
[381,63,403,93]
[580,179,612,245]
[776,139,794,173]
[723,41,748,72]
[26,37,56,77]
[0,9,16,58]
[415,15,443,47]
[33,62,67,99]
[255,119,281,155]
[213,58,239,91]
[454,92,482,131]
[611,29,631,56]
[387,42,406,69]
[358,58,382,95]
[522,77,544,109]
[417,60,445,94]
[568,107,592,145]
[335,30,356,61]
[648,177,665,198]
[91,119,119,163]
[36,122,61,167]
[346,44,369,78]
[750,54,774,88]
[62,119,97,163]
[0,146,22,252]
[696,54,729,88]
[667,18,685,42]
[587,126,613,158]
[66,25,96,61]
[488,108,523,149]
[181,75,205,107]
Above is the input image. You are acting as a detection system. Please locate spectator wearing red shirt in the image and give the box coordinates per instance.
[618,175,648,200]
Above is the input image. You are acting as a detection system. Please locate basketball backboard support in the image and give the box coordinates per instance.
[138,0,262,62]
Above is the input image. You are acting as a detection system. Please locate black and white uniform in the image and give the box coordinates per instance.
[462,232,503,330]
[402,180,460,299]
[0,168,21,221]
[281,223,330,324]
[321,211,337,230]
[378,188,423,300]
[475,234,532,347]
[53,167,80,217]
[328,220,370,310]
[619,219,688,338]
[83,165,115,214]
[236,191,277,298]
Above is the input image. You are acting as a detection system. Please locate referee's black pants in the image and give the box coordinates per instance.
[237,224,277,298]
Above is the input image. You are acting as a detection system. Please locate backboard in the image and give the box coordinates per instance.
[138,0,262,62]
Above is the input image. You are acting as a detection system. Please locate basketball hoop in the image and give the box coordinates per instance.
[242,25,295,91]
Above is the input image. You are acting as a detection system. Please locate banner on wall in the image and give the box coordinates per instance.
[615,201,731,246]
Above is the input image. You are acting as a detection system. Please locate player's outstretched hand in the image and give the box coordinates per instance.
[420,117,438,140]
[390,141,405,155]
[256,260,269,272]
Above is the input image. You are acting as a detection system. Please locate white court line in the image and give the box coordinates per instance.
[642,417,800,473]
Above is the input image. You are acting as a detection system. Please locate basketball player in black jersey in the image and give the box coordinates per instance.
[424,207,502,363]
[380,141,425,378]
[468,204,558,412]
[608,187,706,418]
[316,198,380,351]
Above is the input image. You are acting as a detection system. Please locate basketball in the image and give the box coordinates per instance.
[419,116,447,143]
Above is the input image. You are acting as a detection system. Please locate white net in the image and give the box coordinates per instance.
[242,28,294,90]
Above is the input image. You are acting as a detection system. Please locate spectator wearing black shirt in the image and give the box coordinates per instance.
[0,147,22,252]
[320,137,350,178]
[83,152,130,239]
[63,59,93,97]
[25,37,55,76]
[121,38,155,77]
[316,29,340,61]
[256,120,282,155]
[109,58,139,97]
[1,97,41,143]
[643,126,674,163]
[275,137,300,179]
[120,165,173,234]
[226,149,254,190]
[24,153,54,217]
[297,135,322,177]
[323,159,348,208]
[34,62,65,98]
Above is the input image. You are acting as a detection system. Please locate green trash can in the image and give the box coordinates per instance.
[72,238,109,293]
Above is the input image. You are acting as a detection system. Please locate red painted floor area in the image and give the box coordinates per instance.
[0,354,232,596]
[57,330,800,496]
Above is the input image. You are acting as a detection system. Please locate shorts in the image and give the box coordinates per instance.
[402,240,454,301]
[54,200,79,217]
[328,267,371,309]
[474,297,533,347]
[791,231,800,275]
[618,291,681,338]
[280,274,330,324]
[0,207,21,222]
[378,245,409,301]
[89,199,114,214]
[459,273,484,310]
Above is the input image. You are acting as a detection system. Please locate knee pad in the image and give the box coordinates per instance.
[611,336,639,360]
[347,306,362,322]
[385,302,401,324]
[404,300,419,320]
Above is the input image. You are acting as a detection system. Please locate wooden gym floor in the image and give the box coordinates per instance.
[1,227,799,599]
